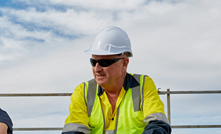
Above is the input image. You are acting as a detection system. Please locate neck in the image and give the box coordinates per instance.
[102,72,126,94]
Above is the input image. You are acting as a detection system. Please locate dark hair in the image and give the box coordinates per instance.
[117,52,131,57]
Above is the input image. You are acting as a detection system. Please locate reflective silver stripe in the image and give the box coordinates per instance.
[144,112,169,124]
[132,74,141,112]
[105,130,115,134]
[85,79,105,133]
[62,123,90,134]
[83,82,87,106]
[114,106,120,134]
[87,79,97,117]
[99,98,105,134]
[141,75,146,110]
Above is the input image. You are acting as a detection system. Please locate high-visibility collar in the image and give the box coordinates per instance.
[97,73,140,97]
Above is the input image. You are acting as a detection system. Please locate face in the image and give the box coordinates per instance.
[91,54,129,89]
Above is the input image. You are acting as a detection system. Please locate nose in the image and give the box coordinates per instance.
[94,62,102,72]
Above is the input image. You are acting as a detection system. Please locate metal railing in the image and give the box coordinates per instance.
[1,89,221,131]
[158,89,221,129]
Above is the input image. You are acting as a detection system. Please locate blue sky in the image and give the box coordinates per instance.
[0,0,221,134]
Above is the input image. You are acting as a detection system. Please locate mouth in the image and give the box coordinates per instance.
[96,74,105,79]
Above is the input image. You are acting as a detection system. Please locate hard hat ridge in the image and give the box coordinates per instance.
[85,26,133,57]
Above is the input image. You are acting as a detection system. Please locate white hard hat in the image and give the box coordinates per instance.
[85,26,132,57]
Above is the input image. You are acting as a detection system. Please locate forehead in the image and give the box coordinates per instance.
[92,54,119,59]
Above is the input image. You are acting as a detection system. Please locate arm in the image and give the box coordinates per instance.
[0,122,8,134]
[0,108,13,134]
[62,83,90,134]
[142,77,171,134]
[143,120,171,134]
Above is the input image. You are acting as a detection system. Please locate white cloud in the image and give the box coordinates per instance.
[0,36,93,93]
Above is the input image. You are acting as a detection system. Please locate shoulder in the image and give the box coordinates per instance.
[132,75,157,94]
[0,108,9,118]
[71,79,97,100]
[70,83,85,101]
[0,108,13,132]
[130,73,154,83]
[144,75,155,84]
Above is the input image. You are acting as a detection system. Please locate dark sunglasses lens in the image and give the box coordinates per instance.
[99,59,112,67]
[90,59,97,67]
[90,58,123,67]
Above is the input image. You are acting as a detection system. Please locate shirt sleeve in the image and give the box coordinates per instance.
[142,120,171,134]
[62,83,90,134]
[0,108,13,134]
[142,76,171,133]
[142,76,166,119]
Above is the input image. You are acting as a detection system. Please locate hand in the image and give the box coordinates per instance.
[0,122,8,134]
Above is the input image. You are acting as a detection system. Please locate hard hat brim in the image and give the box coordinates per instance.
[84,49,133,57]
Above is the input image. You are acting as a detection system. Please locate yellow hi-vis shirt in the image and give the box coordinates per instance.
[63,73,167,134]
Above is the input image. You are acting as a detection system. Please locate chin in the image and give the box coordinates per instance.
[95,78,107,86]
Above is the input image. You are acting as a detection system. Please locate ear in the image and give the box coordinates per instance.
[122,58,129,71]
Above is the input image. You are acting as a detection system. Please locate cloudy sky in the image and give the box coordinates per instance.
[0,0,221,133]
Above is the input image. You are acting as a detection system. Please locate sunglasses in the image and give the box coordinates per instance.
[90,58,124,67]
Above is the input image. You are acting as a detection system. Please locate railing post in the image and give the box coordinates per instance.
[167,88,171,124]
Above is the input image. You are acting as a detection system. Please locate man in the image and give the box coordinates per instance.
[62,26,171,134]
[0,108,13,134]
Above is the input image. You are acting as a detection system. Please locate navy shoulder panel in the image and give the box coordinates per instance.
[0,108,13,134]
